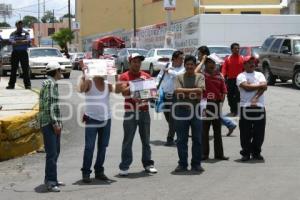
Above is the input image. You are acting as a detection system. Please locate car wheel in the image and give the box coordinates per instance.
[292,69,300,90]
[263,64,276,85]
[63,73,71,79]
[3,70,7,76]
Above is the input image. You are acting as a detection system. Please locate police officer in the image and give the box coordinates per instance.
[6,20,31,90]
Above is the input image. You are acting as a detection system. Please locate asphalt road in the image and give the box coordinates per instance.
[0,70,300,200]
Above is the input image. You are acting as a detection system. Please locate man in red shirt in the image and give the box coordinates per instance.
[202,55,229,161]
[116,53,157,176]
[222,43,244,116]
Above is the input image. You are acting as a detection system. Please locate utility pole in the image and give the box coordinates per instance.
[38,0,41,47]
[52,9,54,47]
[43,0,46,16]
[133,0,137,37]
[68,0,71,29]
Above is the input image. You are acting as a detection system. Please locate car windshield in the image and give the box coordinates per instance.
[104,48,118,55]
[30,49,62,58]
[157,50,174,56]
[209,47,231,55]
[1,45,13,54]
[76,53,85,58]
[293,40,300,54]
[252,47,262,56]
[128,49,148,56]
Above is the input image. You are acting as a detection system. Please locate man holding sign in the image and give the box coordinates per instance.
[116,53,157,176]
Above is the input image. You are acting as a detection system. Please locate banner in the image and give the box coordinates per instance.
[83,59,117,77]
[129,79,157,99]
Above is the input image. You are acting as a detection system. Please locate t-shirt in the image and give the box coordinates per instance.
[203,72,227,101]
[9,30,31,51]
[236,71,266,107]
[175,73,205,106]
[119,71,151,111]
[222,55,244,79]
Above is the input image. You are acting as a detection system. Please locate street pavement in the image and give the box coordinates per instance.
[0,70,300,200]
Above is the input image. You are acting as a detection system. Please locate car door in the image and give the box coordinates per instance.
[268,38,283,76]
[277,39,294,79]
[142,49,154,71]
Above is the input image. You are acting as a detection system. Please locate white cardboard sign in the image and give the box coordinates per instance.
[83,59,117,77]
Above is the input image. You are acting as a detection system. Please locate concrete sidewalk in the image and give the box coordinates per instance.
[0,77,39,119]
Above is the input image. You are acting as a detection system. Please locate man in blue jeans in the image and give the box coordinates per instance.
[174,55,205,172]
[39,62,65,192]
[116,53,157,176]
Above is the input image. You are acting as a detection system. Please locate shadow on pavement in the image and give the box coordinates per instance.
[34,184,49,193]
[115,171,152,179]
[202,159,225,164]
[150,140,176,147]
[234,159,265,164]
[170,170,203,176]
[73,179,117,186]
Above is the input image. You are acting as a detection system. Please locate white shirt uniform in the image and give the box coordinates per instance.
[236,71,266,108]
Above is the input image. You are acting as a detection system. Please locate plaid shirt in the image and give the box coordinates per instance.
[39,77,62,128]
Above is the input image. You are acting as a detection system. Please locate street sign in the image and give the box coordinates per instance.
[164,0,176,11]
[72,21,80,31]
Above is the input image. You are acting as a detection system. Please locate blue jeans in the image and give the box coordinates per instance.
[119,111,154,170]
[81,117,111,175]
[42,123,60,185]
[221,115,237,129]
[174,107,202,168]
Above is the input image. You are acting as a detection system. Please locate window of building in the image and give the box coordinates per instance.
[241,11,261,14]
[48,28,55,36]
[204,12,221,14]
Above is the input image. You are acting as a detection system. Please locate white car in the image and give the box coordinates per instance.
[141,48,176,76]
[21,47,72,79]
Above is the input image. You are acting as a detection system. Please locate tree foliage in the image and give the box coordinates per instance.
[41,10,58,23]
[51,28,74,52]
[22,15,38,27]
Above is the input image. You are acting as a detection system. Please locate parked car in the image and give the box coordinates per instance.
[258,34,300,89]
[19,47,72,79]
[70,52,85,70]
[141,48,176,76]
[240,46,262,67]
[116,48,148,73]
[193,45,231,61]
[0,45,13,76]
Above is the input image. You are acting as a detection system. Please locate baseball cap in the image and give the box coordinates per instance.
[129,53,145,62]
[46,61,65,72]
[205,53,223,64]
[243,56,256,64]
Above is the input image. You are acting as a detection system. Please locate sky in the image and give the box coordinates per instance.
[0,0,75,26]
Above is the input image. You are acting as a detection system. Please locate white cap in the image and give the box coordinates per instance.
[129,53,145,62]
[46,61,65,72]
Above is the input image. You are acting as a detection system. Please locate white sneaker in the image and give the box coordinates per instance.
[47,185,60,192]
[145,165,158,174]
[119,169,129,176]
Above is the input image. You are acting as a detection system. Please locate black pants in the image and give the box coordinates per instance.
[226,79,240,114]
[239,107,266,157]
[163,93,175,142]
[8,50,31,88]
[202,101,224,158]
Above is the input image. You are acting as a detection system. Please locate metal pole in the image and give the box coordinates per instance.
[52,9,54,47]
[133,0,137,37]
[166,10,172,31]
[38,0,41,47]
[68,0,71,29]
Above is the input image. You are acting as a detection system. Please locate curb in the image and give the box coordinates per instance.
[0,81,43,161]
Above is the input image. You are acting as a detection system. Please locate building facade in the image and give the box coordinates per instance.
[76,0,283,50]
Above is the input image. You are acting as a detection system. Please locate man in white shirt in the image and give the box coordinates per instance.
[236,56,267,162]
[156,51,185,146]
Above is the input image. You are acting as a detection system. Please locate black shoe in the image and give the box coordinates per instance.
[25,86,31,89]
[226,126,236,136]
[241,155,250,162]
[95,173,109,181]
[191,166,205,173]
[174,165,188,172]
[6,86,14,89]
[82,174,91,183]
[164,140,175,146]
[202,156,209,161]
[252,154,264,161]
[215,156,229,160]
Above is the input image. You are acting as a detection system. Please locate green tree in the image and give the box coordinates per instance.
[62,13,75,18]
[51,28,74,53]
[22,15,38,27]
[0,22,11,28]
[41,10,58,23]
